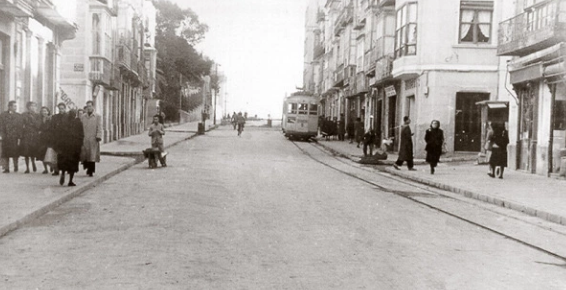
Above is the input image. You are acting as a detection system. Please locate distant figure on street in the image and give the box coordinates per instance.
[347,117,355,144]
[236,112,246,136]
[393,116,416,171]
[148,114,167,167]
[337,119,345,141]
[484,122,494,175]
[231,112,237,130]
[424,120,444,175]
[0,100,23,173]
[354,117,364,148]
[80,101,102,177]
[21,101,42,173]
[55,110,84,186]
[50,103,68,176]
[487,122,509,179]
[362,129,376,157]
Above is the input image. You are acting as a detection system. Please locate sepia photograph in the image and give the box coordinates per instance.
[0,0,566,288]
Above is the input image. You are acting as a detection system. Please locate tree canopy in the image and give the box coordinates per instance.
[154,0,214,119]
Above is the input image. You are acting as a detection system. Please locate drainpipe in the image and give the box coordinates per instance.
[548,83,556,177]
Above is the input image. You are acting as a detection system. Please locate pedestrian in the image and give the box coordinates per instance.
[55,109,84,186]
[424,119,444,174]
[21,101,42,173]
[487,122,509,179]
[231,112,237,130]
[337,118,345,141]
[484,122,494,175]
[354,117,364,148]
[362,129,376,157]
[50,102,68,176]
[0,100,23,173]
[148,114,167,167]
[347,117,355,144]
[236,111,246,136]
[393,116,416,171]
[37,106,53,174]
[80,101,102,177]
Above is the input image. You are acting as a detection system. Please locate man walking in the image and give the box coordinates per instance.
[0,101,23,173]
[393,116,416,171]
[50,103,68,176]
[80,101,102,177]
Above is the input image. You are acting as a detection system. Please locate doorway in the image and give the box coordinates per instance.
[517,85,538,172]
[455,92,489,151]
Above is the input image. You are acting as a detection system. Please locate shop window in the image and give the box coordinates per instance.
[554,100,566,130]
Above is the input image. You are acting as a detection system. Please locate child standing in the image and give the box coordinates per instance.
[148,115,167,167]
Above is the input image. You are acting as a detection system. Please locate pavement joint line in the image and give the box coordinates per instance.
[0,126,217,239]
[295,140,566,261]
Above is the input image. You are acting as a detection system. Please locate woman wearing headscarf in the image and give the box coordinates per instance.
[54,110,84,186]
[488,122,509,179]
[424,120,444,174]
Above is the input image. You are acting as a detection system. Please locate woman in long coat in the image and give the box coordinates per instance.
[55,110,84,186]
[424,120,444,174]
[0,100,22,173]
[21,101,42,173]
[393,116,415,170]
[488,122,509,179]
[37,106,52,174]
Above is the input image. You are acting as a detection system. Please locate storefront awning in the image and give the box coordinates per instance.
[475,100,509,109]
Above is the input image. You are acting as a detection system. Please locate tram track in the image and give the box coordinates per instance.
[290,139,566,262]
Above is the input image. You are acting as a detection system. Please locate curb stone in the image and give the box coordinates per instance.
[382,167,566,226]
[0,127,217,238]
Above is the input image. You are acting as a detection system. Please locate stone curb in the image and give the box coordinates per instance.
[382,167,566,226]
[0,157,138,238]
[0,126,219,238]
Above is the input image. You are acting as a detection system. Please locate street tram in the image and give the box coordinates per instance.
[282,91,318,140]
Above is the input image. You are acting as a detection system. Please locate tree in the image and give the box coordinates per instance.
[154,0,214,121]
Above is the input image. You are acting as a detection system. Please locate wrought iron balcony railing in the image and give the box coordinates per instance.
[498,0,566,56]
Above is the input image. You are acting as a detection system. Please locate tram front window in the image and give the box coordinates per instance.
[298,103,309,114]
[288,103,298,114]
[309,104,318,115]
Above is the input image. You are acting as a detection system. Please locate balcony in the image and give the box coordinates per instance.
[108,65,121,91]
[344,64,356,87]
[333,64,345,87]
[355,73,368,94]
[89,56,112,86]
[314,44,325,59]
[375,55,394,82]
[334,4,353,36]
[498,0,566,56]
[364,49,377,76]
[0,0,33,17]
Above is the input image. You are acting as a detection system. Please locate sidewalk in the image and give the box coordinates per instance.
[316,138,566,226]
[0,121,212,238]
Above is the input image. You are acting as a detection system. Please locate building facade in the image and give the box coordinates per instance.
[498,0,566,176]
[0,0,76,113]
[306,0,509,158]
[59,0,156,143]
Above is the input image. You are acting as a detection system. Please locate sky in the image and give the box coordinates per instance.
[169,0,308,118]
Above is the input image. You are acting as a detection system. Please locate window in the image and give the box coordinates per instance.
[92,14,101,55]
[309,104,318,115]
[394,2,417,58]
[298,103,309,114]
[459,1,493,44]
[288,103,297,114]
[526,0,557,32]
[554,100,566,130]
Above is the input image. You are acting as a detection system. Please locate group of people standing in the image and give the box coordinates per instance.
[319,114,379,158]
[0,100,102,186]
[393,116,509,178]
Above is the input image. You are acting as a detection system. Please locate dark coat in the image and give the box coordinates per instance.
[346,121,355,138]
[398,125,413,161]
[489,129,509,168]
[21,111,42,158]
[425,128,444,164]
[55,115,84,172]
[337,120,345,135]
[0,111,23,158]
[36,116,52,161]
[354,121,364,140]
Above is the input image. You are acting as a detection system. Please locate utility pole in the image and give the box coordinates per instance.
[213,63,220,125]
[179,73,183,123]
